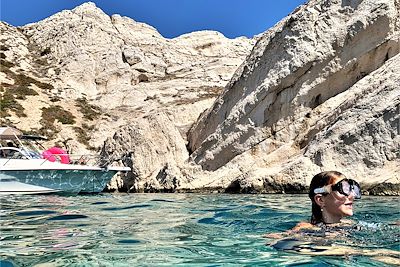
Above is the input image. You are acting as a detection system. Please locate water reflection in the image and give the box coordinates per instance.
[0,194,398,266]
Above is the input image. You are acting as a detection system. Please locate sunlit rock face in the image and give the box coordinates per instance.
[21,2,254,138]
[1,2,254,153]
[1,2,255,192]
[100,112,190,192]
[3,1,399,194]
[185,0,399,193]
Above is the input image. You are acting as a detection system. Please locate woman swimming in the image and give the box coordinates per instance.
[268,171,361,235]
[308,171,361,225]
[266,171,400,264]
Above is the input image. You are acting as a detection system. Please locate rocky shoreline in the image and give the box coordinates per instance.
[2,0,399,195]
[105,180,400,196]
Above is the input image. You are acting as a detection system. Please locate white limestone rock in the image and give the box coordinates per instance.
[100,112,190,192]
[186,0,400,192]
[1,2,253,155]
[3,0,399,194]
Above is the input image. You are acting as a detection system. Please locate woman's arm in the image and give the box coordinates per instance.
[263,221,316,239]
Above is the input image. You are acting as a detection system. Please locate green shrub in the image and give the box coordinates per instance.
[74,124,96,150]
[13,73,53,90]
[0,44,54,119]
[13,86,39,100]
[41,105,76,125]
[0,91,26,117]
[75,98,101,121]
[0,77,40,117]
[0,59,14,69]
[0,45,10,51]
[38,105,76,138]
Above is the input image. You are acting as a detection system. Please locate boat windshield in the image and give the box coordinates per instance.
[0,128,48,160]
[0,138,43,160]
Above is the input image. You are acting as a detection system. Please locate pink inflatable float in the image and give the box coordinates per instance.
[42,147,70,164]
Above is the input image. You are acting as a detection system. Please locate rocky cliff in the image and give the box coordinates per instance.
[2,0,399,195]
[103,0,399,194]
[1,2,254,155]
[184,0,400,194]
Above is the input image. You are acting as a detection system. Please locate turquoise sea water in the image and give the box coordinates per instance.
[0,194,399,266]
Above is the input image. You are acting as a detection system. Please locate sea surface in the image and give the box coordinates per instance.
[0,194,399,266]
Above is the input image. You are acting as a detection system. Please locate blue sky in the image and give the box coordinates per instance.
[0,0,306,38]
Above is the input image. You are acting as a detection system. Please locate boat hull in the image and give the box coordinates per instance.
[0,128,130,194]
[0,169,119,194]
[0,180,60,194]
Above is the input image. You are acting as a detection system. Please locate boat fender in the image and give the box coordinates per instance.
[42,147,70,164]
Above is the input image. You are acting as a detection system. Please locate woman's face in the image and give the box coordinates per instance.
[323,190,355,219]
[316,177,356,223]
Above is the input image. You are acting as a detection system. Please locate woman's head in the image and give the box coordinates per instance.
[309,171,360,224]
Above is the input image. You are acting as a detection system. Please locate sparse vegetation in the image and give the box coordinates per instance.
[195,42,214,50]
[74,123,96,150]
[0,81,39,117]
[41,105,76,125]
[13,73,54,90]
[23,38,55,77]
[0,61,56,117]
[40,47,51,56]
[75,97,101,121]
[1,83,12,88]
[34,57,49,67]
[1,61,53,90]
[13,86,39,100]
[38,105,76,138]
[0,45,10,52]
[0,59,15,69]
[144,95,157,101]
[174,86,224,106]
[49,96,61,102]
[0,37,61,137]
[0,89,26,117]
[200,85,224,96]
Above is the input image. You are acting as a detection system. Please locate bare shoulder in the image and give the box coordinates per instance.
[340,219,354,225]
[292,221,316,231]
[263,221,316,239]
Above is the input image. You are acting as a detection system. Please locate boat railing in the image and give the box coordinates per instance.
[67,154,104,166]
[39,153,107,166]
[0,149,110,167]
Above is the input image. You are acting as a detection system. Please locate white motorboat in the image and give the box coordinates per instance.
[0,127,130,194]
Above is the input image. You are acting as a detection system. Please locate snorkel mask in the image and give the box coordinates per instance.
[314,178,361,199]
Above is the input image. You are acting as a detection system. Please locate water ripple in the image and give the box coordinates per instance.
[0,194,398,266]
[101,204,152,211]
[15,210,57,217]
[47,214,89,221]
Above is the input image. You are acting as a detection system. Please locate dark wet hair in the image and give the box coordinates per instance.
[308,171,346,224]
